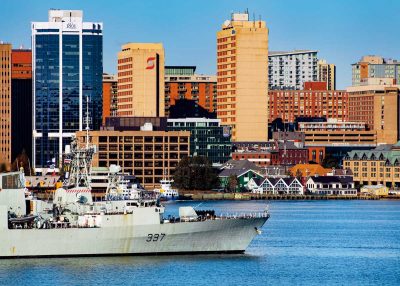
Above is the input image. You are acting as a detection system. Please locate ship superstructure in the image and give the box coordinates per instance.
[1,169,269,258]
[0,105,269,258]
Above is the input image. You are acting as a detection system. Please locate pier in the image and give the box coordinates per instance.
[180,191,398,201]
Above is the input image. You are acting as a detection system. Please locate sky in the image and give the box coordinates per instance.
[0,0,399,89]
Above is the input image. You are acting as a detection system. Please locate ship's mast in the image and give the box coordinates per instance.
[85,96,90,150]
[63,96,96,189]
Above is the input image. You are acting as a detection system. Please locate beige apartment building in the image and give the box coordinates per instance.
[317,59,336,90]
[216,12,268,142]
[347,85,400,144]
[77,130,190,188]
[0,43,12,164]
[344,142,400,188]
[117,43,165,117]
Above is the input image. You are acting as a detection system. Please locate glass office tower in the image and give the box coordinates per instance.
[32,10,102,170]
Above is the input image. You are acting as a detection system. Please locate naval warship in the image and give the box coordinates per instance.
[0,114,269,258]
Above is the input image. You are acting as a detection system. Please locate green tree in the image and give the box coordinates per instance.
[173,156,191,189]
[322,155,339,169]
[173,156,219,190]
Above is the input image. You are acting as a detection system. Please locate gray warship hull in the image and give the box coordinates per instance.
[0,214,267,258]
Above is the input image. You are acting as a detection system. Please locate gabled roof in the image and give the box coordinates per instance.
[267,177,280,186]
[220,159,261,172]
[250,177,265,187]
[290,164,329,177]
[219,168,261,178]
[219,159,262,177]
[346,143,400,164]
[309,176,353,184]
[275,178,289,187]
[284,177,303,186]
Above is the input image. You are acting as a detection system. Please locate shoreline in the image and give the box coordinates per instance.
[179,191,400,201]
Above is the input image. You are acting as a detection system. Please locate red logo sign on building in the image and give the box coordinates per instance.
[146,57,156,70]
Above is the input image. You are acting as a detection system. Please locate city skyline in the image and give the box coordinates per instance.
[0,0,399,89]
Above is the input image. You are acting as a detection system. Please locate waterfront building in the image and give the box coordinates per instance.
[344,142,400,188]
[0,43,12,164]
[249,177,304,195]
[268,50,318,90]
[268,83,348,123]
[164,66,217,117]
[306,176,356,196]
[102,73,118,125]
[360,184,388,196]
[32,10,103,170]
[117,43,164,117]
[317,59,336,90]
[289,164,331,178]
[219,159,263,191]
[11,49,32,162]
[352,55,400,86]
[76,128,190,189]
[217,11,268,141]
[166,118,231,166]
[347,85,400,144]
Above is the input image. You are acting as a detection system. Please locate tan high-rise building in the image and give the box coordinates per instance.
[117,43,165,117]
[216,12,268,142]
[0,43,12,164]
[347,85,400,144]
[317,59,336,90]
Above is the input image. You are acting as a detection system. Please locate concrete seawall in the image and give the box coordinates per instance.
[180,192,400,201]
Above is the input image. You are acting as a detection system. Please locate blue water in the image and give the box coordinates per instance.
[1,200,400,285]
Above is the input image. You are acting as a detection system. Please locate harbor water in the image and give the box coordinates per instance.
[1,200,399,285]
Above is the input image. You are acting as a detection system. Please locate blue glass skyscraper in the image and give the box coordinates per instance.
[32,10,102,170]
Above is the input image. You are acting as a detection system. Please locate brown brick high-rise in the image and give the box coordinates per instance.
[0,43,12,164]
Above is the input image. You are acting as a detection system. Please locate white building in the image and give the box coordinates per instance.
[249,177,304,195]
[268,50,318,90]
[306,176,356,196]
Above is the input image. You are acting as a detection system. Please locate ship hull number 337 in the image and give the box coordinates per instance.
[146,233,166,242]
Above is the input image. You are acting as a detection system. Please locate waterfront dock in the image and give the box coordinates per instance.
[180,191,400,201]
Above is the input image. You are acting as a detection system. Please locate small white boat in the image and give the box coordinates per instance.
[105,165,144,201]
[154,179,179,200]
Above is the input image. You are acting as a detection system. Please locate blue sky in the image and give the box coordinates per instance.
[0,0,398,89]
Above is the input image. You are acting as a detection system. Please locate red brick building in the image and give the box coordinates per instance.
[165,66,217,117]
[232,141,308,167]
[268,82,348,123]
[11,49,33,162]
